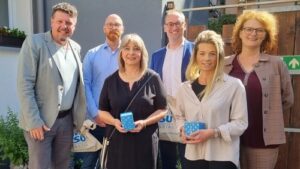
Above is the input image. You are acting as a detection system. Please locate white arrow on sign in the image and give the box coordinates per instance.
[289,58,300,69]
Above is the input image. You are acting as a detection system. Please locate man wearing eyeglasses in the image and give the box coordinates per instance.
[74,14,124,169]
[150,10,193,169]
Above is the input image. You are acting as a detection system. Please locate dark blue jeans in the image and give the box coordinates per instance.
[72,126,105,169]
[159,140,186,169]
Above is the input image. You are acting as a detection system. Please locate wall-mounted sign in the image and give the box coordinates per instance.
[282,55,300,74]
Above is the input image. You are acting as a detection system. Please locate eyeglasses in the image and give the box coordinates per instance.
[165,22,183,28]
[105,23,122,29]
[242,27,266,35]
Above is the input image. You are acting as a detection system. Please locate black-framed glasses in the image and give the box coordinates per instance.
[242,27,266,35]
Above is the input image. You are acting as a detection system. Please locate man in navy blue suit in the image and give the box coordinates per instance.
[150,9,193,169]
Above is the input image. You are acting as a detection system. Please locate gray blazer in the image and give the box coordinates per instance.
[17,31,86,131]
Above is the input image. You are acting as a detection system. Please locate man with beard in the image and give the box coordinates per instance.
[73,14,124,169]
[17,2,86,169]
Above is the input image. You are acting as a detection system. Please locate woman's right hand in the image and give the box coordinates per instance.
[180,127,188,143]
[185,129,214,144]
[113,118,126,133]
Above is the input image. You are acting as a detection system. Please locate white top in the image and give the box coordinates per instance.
[55,44,78,111]
[174,74,248,167]
[162,42,184,97]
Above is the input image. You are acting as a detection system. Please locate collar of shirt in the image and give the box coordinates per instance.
[166,39,185,51]
[103,41,121,54]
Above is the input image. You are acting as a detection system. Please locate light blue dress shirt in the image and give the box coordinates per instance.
[83,42,119,119]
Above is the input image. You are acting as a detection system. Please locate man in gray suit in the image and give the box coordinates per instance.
[17,2,86,169]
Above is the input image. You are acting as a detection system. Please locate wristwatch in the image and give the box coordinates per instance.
[214,128,220,138]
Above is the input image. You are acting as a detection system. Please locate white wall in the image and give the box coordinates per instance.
[0,47,20,116]
[8,0,33,36]
[0,0,33,116]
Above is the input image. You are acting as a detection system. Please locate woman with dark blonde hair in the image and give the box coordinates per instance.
[98,34,168,169]
[224,10,294,169]
[175,30,248,169]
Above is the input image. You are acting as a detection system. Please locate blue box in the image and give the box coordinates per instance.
[184,121,206,136]
[120,112,135,131]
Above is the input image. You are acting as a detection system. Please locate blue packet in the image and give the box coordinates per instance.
[184,121,206,136]
[120,112,135,131]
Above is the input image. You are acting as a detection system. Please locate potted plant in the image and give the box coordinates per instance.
[208,14,236,55]
[0,108,28,169]
[208,18,222,34]
[208,14,237,36]
[219,14,237,40]
[0,26,26,48]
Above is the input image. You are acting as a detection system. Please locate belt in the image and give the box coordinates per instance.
[57,109,71,119]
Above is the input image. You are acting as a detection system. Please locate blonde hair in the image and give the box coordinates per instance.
[118,33,148,74]
[232,10,278,54]
[186,30,224,98]
[52,2,78,18]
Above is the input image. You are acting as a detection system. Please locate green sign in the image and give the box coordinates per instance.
[282,55,300,74]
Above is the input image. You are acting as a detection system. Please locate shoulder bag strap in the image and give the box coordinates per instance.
[108,74,154,140]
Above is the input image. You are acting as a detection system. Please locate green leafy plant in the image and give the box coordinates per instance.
[208,18,222,34]
[0,26,26,39]
[208,14,237,34]
[0,108,28,166]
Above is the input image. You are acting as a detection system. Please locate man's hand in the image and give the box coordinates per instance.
[29,125,50,141]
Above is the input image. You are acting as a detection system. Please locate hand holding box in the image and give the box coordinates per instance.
[120,112,135,131]
[184,121,206,136]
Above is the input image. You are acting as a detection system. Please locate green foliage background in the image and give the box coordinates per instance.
[208,14,237,34]
[0,109,28,166]
[0,26,26,39]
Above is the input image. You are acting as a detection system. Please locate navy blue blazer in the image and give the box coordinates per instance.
[150,40,194,82]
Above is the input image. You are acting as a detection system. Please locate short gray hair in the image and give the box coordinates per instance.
[165,10,186,24]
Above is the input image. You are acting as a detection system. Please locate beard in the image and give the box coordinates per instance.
[107,30,121,42]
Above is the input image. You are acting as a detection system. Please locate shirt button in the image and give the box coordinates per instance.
[264,93,268,97]
[263,77,266,81]
[264,110,268,114]
[264,128,267,132]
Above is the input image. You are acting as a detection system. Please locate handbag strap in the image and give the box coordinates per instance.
[108,73,154,140]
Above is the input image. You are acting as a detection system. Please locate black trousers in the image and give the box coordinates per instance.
[185,159,237,169]
[159,140,186,169]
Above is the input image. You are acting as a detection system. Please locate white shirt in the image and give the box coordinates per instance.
[162,42,184,97]
[55,44,78,111]
[175,74,248,167]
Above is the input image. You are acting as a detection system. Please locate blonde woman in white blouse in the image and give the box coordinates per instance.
[174,30,248,169]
